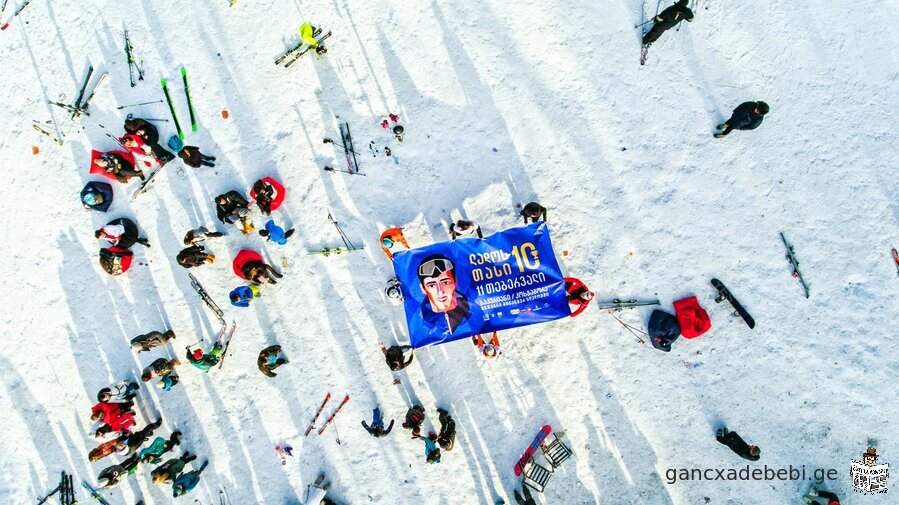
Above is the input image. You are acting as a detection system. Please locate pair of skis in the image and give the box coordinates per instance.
[37,471,74,505]
[595,299,660,311]
[780,232,810,298]
[189,272,227,327]
[217,320,238,369]
[322,121,363,175]
[81,481,111,505]
[124,29,144,87]
[308,213,366,256]
[130,166,165,201]
[276,30,333,68]
[305,393,350,436]
[48,65,108,119]
[161,66,198,140]
[0,0,32,30]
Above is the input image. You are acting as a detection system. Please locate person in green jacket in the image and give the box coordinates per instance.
[186,343,223,372]
[300,23,327,55]
[139,431,181,464]
[172,460,209,497]
[151,452,197,484]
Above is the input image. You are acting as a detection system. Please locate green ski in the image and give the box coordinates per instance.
[181,66,198,132]
[161,78,184,140]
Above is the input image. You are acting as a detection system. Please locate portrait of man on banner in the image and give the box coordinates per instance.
[413,253,485,336]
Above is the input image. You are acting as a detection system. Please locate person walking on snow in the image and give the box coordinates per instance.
[436,408,456,451]
[716,426,760,461]
[172,460,209,497]
[472,332,502,359]
[380,342,414,371]
[257,345,289,377]
[423,433,442,464]
[168,136,216,167]
[124,117,175,163]
[230,285,260,307]
[176,244,215,268]
[642,0,694,46]
[402,405,426,438]
[714,101,769,138]
[514,485,538,505]
[362,406,394,438]
[97,379,139,402]
[151,452,197,484]
[141,358,181,382]
[449,220,483,240]
[183,227,225,246]
[131,330,176,353]
[259,219,295,245]
[139,431,181,464]
[520,202,547,224]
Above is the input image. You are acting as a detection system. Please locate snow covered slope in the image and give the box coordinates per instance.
[1,0,897,503]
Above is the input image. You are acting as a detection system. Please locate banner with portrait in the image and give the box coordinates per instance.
[392,223,570,348]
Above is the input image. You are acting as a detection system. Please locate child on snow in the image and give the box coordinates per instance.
[257,345,289,377]
[362,407,394,438]
[230,285,260,307]
[423,434,442,464]
[186,344,223,372]
[131,330,176,353]
[151,452,197,484]
[139,431,182,464]
[380,342,414,371]
[172,460,209,497]
[259,219,295,245]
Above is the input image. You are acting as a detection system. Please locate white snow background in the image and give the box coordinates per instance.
[0,0,897,503]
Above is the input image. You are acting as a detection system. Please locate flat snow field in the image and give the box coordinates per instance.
[1,0,897,504]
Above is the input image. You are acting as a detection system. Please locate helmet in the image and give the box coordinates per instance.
[82,192,99,206]
[381,237,394,248]
[192,349,203,360]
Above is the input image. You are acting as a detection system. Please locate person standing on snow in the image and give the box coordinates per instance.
[186,344,223,372]
[172,460,209,497]
[362,406,394,438]
[714,101,769,138]
[449,220,483,240]
[259,220,295,245]
[176,244,215,268]
[124,117,175,163]
[716,426,761,461]
[642,0,694,47]
[257,345,289,377]
[402,405,426,438]
[96,379,139,403]
[436,408,456,451]
[116,418,163,456]
[168,136,216,167]
[131,330,176,353]
[472,332,502,360]
[151,452,197,484]
[513,485,538,505]
[423,433,442,464]
[141,358,181,382]
[139,431,182,464]
[380,342,414,371]
[300,23,328,55]
[520,202,547,224]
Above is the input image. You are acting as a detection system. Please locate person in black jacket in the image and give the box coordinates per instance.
[176,245,215,268]
[714,101,769,138]
[214,191,254,234]
[362,406,394,438]
[179,146,216,168]
[402,405,425,438]
[716,427,760,461]
[643,0,693,46]
[436,408,455,451]
[116,418,163,456]
[379,342,414,371]
[94,152,144,183]
[241,260,283,285]
[124,117,175,163]
[520,202,547,224]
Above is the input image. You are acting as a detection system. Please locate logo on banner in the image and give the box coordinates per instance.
[850,447,889,494]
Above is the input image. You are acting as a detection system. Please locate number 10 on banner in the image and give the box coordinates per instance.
[511,243,540,272]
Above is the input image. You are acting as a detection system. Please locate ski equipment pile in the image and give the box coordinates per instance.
[891,248,899,277]
[217,320,238,369]
[38,471,75,505]
[328,213,363,251]
[318,394,349,435]
[81,481,111,505]
[189,272,227,327]
[514,425,552,476]
[130,167,164,202]
[124,29,144,87]
[780,232,810,298]
[305,392,331,436]
[161,78,185,140]
[181,66,198,132]
[595,299,661,311]
[284,31,332,68]
[1,0,33,30]
[711,278,755,329]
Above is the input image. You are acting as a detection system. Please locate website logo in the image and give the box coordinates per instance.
[850,447,889,494]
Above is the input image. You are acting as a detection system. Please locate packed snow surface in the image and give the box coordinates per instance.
[1,0,897,503]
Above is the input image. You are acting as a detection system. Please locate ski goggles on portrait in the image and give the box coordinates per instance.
[418,257,454,278]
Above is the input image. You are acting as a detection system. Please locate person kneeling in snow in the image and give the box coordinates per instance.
[257,345,289,377]
[230,285,260,307]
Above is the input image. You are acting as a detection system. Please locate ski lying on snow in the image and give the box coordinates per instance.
[306,247,365,256]
[318,394,349,435]
[305,392,331,436]
[595,299,660,311]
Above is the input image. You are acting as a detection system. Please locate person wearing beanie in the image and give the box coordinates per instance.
[168,136,216,168]
[642,0,694,46]
[714,101,770,138]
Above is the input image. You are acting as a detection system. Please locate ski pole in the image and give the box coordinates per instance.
[125,113,169,122]
[323,137,361,155]
[98,124,126,148]
[634,19,654,28]
[117,99,164,109]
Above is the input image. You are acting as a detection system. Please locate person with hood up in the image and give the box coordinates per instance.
[380,342,414,371]
[402,405,426,438]
[435,408,456,451]
[259,220,295,245]
[124,117,175,163]
[714,101,770,138]
[168,135,216,167]
[520,202,547,224]
[716,426,761,461]
[362,406,394,438]
[151,452,197,484]
[642,0,694,46]
[139,431,182,464]
[183,227,225,246]
[172,460,209,498]
[176,244,215,269]
[131,330,176,353]
[449,219,483,240]
[230,285,260,308]
[214,191,254,234]
[257,345,289,377]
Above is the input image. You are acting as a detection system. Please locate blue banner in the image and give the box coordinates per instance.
[392,223,570,348]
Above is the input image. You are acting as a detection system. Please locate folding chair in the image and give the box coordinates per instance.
[522,460,553,493]
[541,433,573,468]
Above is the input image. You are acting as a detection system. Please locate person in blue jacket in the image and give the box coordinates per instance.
[258,220,295,245]
[229,285,260,307]
[362,406,394,438]
[172,460,208,497]
[423,434,441,464]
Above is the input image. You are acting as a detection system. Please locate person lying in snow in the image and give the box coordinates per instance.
[91,400,136,436]
[141,358,181,382]
[564,277,594,317]
[186,343,223,372]
[714,101,769,138]
[436,408,456,451]
[423,433,442,464]
[242,259,283,285]
[716,426,760,461]
[230,285,260,307]
[93,151,144,183]
[116,417,163,456]
[97,453,140,488]
[379,227,410,260]
[172,460,209,498]
[139,431,181,464]
[97,379,139,403]
[124,117,175,163]
[472,332,502,359]
[120,133,161,165]
[259,220,295,245]
[89,434,128,462]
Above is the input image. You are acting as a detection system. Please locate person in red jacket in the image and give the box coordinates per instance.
[120,133,158,162]
[89,434,128,462]
[91,401,136,434]
[564,277,594,317]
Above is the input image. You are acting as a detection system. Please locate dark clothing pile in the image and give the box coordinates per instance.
[520,202,547,223]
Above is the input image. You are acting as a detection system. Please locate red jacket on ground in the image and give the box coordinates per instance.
[672,296,711,338]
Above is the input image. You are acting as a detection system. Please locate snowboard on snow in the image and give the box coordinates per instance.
[711,278,755,329]
[514,425,552,476]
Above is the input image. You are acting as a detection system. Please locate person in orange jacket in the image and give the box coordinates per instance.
[471,332,502,359]
[380,228,410,259]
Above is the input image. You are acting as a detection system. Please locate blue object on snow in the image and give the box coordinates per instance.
[80,181,114,212]
[264,220,289,245]
[230,286,255,307]
[167,135,185,152]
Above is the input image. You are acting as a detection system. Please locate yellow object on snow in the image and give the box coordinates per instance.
[300,23,319,47]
